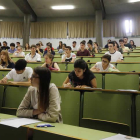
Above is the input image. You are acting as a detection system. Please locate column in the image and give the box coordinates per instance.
[95,10,103,47]
[23,14,31,48]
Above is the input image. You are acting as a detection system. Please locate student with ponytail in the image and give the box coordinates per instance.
[63,59,97,88]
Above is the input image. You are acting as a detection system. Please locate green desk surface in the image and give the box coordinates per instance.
[26,122,116,140]
[0,113,17,119]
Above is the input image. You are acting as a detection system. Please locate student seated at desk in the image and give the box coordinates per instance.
[61,46,76,62]
[0,50,15,69]
[17,67,62,123]
[63,59,97,88]
[77,41,90,56]
[119,39,130,53]
[25,43,31,51]
[105,41,123,62]
[0,59,33,84]
[58,43,66,54]
[1,41,10,50]
[8,43,17,54]
[13,46,25,57]
[41,53,60,71]
[25,45,41,62]
[36,43,43,55]
[90,54,119,72]
[43,44,55,56]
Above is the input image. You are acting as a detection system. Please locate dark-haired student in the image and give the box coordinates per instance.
[77,41,90,56]
[17,67,62,123]
[57,41,63,50]
[36,43,43,55]
[130,40,136,49]
[87,40,96,55]
[61,46,76,62]
[71,41,77,51]
[90,54,119,72]
[8,43,17,54]
[0,50,15,69]
[123,37,132,49]
[42,53,60,71]
[113,41,123,54]
[43,44,55,56]
[58,44,66,54]
[25,45,41,62]
[63,59,97,88]
[44,42,55,51]
[119,39,130,52]
[105,42,123,62]
[1,41,10,50]
[104,39,111,49]
[0,59,33,84]
[16,42,21,48]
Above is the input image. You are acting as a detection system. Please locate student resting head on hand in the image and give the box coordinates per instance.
[90,54,119,72]
[41,53,60,71]
[63,59,97,88]
[0,59,33,85]
[0,50,15,69]
[17,67,62,123]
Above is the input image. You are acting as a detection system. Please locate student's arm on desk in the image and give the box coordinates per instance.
[8,78,31,85]
[38,85,61,123]
[117,59,123,62]
[0,77,8,83]
[62,76,72,87]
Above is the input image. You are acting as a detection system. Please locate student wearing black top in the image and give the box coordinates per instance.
[104,39,111,49]
[43,44,55,56]
[63,59,97,88]
[123,37,132,49]
[1,41,10,50]
[129,40,136,49]
[36,43,43,55]
[0,50,15,69]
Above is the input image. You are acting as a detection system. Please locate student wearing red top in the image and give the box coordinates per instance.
[77,41,90,56]
[44,42,54,51]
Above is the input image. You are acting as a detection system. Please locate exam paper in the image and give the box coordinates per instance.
[0,118,41,128]
[102,134,140,140]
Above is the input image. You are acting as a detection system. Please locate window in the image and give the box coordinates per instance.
[125,20,132,33]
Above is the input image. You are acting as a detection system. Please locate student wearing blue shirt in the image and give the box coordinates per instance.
[8,43,17,54]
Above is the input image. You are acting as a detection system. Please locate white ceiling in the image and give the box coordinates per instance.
[0,0,23,17]
[27,0,95,17]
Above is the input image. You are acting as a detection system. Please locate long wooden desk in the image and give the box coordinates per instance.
[0,113,116,140]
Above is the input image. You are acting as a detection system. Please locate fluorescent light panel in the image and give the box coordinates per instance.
[128,0,140,3]
[52,5,74,10]
[0,6,5,9]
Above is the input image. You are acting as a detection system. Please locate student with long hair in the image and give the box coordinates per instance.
[43,44,55,56]
[17,67,62,123]
[63,59,97,88]
[41,53,60,71]
[25,43,31,51]
[57,41,63,50]
[0,50,15,69]
[129,40,136,49]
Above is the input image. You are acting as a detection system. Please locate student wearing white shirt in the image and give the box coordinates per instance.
[71,41,77,51]
[90,54,119,72]
[13,46,25,57]
[0,59,33,85]
[25,45,41,62]
[119,39,130,53]
[105,41,123,62]
[61,46,76,62]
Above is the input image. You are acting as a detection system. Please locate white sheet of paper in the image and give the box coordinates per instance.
[102,134,140,140]
[0,118,41,128]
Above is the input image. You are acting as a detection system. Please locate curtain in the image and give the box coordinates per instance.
[132,16,140,36]
[68,21,88,38]
[30,22,67,38]
[87,21,95,38]
[0,22,23,38]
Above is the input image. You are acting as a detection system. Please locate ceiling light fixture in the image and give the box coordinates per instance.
[51,5,74,10]
[128,0,140,3]
[0,6,5,9]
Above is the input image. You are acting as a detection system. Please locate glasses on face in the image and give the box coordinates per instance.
[102,60,108,63]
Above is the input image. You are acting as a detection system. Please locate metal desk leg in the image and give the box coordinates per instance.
[131,94,137,137]
[79,91,84,126]
[102,74,105,89]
